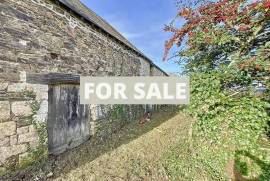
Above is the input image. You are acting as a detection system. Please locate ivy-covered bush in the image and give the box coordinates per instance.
[163,70,269,180]
[188,70,269,147]
[163,0,270,179]
[185,70,269,179]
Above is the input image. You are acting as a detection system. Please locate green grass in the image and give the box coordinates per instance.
[162,127,270,181]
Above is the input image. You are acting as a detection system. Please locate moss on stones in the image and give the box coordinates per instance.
[19,101,48,169]
[1,99,48,175]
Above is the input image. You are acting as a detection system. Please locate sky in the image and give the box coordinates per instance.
[80,0,181,74]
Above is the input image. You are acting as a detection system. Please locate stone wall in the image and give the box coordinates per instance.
[0,0,144,77]
[140,58,151,76]
[0,72,48,174]
[151,66,166,76]
[0,0,167,175]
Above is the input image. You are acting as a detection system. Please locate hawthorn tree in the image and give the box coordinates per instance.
[165,0,270,77]
[163,1,270,179]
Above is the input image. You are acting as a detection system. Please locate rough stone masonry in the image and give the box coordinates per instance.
[0,0,167,175]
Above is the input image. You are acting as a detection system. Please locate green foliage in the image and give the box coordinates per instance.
[19,121,48,169]
[20,102,48,169]
[30,100,41,115]
[187,70,269,149]
[163,70,270,180]
[235,150,270,180]
[235,153,249,176]
[164,0,270,179]
[108,105,127,122]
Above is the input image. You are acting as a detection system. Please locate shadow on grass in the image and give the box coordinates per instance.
[3,107,178,180]
[234,150,270,181]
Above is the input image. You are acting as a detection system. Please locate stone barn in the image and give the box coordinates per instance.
[0,0,167,174]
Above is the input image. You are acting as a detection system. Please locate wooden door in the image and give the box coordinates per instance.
[47,84,90,155]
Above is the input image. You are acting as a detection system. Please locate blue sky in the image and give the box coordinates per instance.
[80,0,181,74]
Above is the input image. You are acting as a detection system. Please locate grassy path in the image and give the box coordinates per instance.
[52,111,192,181]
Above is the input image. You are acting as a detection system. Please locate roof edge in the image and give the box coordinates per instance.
[57,0,168,76]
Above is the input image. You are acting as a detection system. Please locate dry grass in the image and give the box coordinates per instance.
[51,110,192,181]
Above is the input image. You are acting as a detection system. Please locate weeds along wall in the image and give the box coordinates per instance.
[0,0,167,174]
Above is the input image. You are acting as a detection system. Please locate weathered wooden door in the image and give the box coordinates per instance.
[48,84,90,155]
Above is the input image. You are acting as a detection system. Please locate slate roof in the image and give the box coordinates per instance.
[57,0,168,75]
